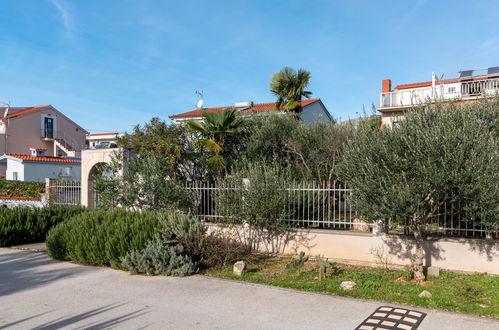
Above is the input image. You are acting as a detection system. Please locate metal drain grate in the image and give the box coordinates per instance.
[355,306,427,330]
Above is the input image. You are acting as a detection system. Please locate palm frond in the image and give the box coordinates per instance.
[201,139,222,153]
[187,120,207,134]
[206,155,227,172]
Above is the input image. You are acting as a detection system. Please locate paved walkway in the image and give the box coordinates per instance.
[0,248,497,329]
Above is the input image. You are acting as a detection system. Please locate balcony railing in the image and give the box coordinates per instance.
[40,129,86,151]
[380,77,499,109]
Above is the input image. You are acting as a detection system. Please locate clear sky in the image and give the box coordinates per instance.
[1,0,498,133]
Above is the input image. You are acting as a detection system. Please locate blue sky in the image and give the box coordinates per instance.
[1,0,498,133]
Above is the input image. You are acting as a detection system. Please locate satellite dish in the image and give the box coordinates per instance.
[196,99,204,109]
[195,90,204,109]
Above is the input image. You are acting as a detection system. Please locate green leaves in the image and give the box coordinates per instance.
[337,100,499,232]
[270,66,312,113]
[187,108,244,176]
[0,180,45,198]
[46,209,161,268]
[0,206,86,247]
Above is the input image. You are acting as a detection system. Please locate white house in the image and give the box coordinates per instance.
[377,66,499,127]
[86,132,119,149]
[169,98,333,124]
[0,148,81,182]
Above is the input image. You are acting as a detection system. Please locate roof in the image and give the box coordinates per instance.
[394,76,489,90]
[170,99,321,119]
[3,154,80,164]
[0,105,88,133]
[0,105,50,120]
[88,132,118,136]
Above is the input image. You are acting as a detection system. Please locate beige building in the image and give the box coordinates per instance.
[377,66,499,127]
[0,105,87,175]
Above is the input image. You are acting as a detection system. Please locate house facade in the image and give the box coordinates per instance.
[169,98,333,124]
[0,148,81,182]
[377,66,499,127]
[0,105,87,175]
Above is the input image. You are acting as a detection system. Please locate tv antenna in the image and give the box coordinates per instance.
[195,90,204,109]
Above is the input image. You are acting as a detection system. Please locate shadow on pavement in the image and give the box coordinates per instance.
[0,250,96,297]
[0,303,149,329]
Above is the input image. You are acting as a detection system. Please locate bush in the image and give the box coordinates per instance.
[200,232,250,269]
[120,213,249,275]
[215,161,294,232]
[337,100,499,281]
[94,154,195,212]
[46,209,160,269]
[0,206,85,247]
[121,236,197,276]
[0,180,45,198]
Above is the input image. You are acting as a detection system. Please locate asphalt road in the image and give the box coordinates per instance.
[0,248,497,329]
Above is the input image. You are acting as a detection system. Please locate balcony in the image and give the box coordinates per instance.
[379,77,499,110]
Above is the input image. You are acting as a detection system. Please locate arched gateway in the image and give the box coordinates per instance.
[80,148,117,208]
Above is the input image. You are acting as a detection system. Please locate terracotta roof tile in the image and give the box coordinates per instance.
[6,154,80,164]
[88,132,118,136]
[170,99,321,119]
[0,105,50,120]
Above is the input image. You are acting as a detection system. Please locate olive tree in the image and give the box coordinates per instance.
[337,100,499,281]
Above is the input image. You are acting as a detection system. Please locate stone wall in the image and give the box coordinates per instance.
[0,196,45,208]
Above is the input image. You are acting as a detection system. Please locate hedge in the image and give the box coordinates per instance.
[0,206,86,247]
[46,209,161,269]
[0,179,45,198]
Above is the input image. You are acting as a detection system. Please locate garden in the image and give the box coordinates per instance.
[0,69,497,317]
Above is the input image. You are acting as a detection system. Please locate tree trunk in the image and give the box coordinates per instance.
[411,218,426,282]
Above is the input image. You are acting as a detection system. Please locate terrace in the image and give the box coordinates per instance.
[379,66,499,110]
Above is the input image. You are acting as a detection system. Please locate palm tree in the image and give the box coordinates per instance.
[270,67,312,113]
[187,108,243,175]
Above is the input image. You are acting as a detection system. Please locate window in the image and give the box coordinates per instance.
[448,87,456,93]
[44,117,54,138]
[58,167,71,178]
[13,172,18,180]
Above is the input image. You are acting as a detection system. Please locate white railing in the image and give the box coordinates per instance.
[40,129,86,152]
[380,77,499,108]
[185,181,496,239]
[186,181,360,230]
[47,179,81,205]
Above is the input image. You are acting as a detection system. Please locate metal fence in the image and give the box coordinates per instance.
[186,181,496,239]
[186,181,368,231]
[47,179,81,206]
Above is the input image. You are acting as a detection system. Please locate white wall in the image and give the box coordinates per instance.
[23,162,81,182]
[301,102,332,123]
[5,159,25,181]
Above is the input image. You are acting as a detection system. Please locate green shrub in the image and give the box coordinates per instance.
[160,212,207,259]
[120,212,249,275]
[215,161,294,232]
[46,209,160,269]
[0,206,85,247]
[0,180,45,198]
[121,236,197,276]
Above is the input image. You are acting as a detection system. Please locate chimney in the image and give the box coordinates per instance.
[30,148,47,157]
[382,79,392,93]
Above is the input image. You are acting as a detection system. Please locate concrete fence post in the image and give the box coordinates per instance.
[372,220,383,237]
[44,178,51,206]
